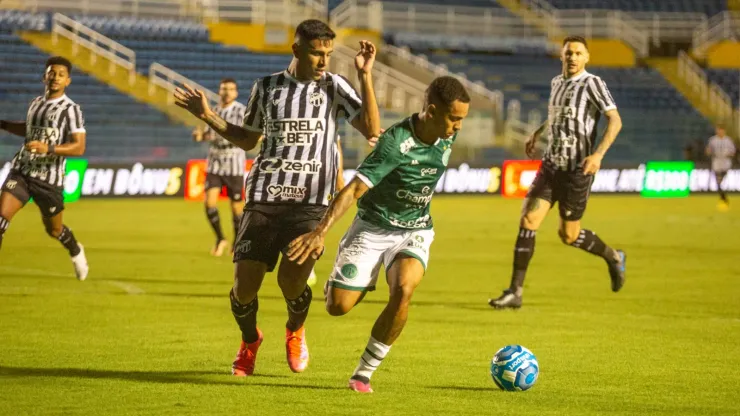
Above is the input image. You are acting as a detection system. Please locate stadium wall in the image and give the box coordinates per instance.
[206,21,294,53]
[585,39,636,67]
[705,41,740,68]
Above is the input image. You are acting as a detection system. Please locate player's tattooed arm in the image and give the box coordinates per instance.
[352,40,381,140]
[287,177,370,264]
[0,120,26,137]
[583,109,622,174]
[174,84,261,151]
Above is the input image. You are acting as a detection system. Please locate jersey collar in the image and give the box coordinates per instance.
[564,70,589,82]
[43,94,67,104]
[283,69,326,84]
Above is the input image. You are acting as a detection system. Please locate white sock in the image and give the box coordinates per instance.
[352,336,391,381]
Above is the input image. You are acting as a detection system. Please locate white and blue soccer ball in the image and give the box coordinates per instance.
[490,345,539,391]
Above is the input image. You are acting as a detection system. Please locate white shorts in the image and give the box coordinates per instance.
[328,216,435,292]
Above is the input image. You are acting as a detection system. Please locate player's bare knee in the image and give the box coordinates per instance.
[325,300,351,316]
[558,228,578,245]
[45,223,62,238]
[390,284,416,306]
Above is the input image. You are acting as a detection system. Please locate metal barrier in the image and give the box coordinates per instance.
[22,0,202,20]
[203,0,326,24]
[384,44,504,119]
[51,13,137,85]
[149,62,219,107]
[692,11,740,57]
[676,50,734,123]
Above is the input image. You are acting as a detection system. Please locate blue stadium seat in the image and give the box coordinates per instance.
[0,34,195,163]
[705,69,740,107]
[422,52,713,162]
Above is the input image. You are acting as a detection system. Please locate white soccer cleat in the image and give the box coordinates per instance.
[72,243,89,281]
[307,268,317,287]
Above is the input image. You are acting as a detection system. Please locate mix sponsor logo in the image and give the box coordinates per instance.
[265,118,325,146]
[267,184,306,199]
[259,158,322,174]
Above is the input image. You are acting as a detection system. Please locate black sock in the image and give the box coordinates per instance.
[0,216,8,251]
[720,190,728,203]
[58,225,81,257]
[570,229,616,262]
[286,285,312,332]
[232,213,242,241]
[230,290,260,344]
[509,228,536,296]
[206,207,225,242]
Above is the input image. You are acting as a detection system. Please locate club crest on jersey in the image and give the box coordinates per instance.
[309,91,325,107]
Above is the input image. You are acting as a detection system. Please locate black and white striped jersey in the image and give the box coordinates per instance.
[243,70,362,206]
[543,71,617,171]
[11,94,85,187]
[204,101,247,177]
[707,135,736,172]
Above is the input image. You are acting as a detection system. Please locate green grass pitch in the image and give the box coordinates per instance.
[0,195,738,415]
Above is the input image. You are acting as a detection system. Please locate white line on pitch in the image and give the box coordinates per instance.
[0,266,145,295]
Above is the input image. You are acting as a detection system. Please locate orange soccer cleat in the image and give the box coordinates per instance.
[285,326,309,373]
[231,329,263,376]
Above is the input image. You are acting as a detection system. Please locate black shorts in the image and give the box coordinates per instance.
[233,202,327,271]
[1,170,64,218]
[205,173,243,202]
[527,163,593,221]
[714,170,728,188]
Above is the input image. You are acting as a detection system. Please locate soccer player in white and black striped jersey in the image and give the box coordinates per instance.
[192,78,247,256]
[0,56,89,280]
[174,20,380,376]
[489,36,626,309]
[705,124,736,209]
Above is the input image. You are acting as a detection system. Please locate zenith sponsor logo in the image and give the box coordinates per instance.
[259,158,322,174]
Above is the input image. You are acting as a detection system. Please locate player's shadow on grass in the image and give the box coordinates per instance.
[0,365,341,390]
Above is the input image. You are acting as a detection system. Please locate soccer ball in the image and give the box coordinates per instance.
[490,345,539,391]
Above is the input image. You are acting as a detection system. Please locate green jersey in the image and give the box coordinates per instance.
[355,114,455,230]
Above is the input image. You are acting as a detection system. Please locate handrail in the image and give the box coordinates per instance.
[148,62,220,107]
[692,11,740,57]
[51,13,136,85]
[384,44,503,115]
[677,50,734,122]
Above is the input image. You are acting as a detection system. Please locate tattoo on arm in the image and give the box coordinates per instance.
[205,112,228,133]
[526,198,540,213]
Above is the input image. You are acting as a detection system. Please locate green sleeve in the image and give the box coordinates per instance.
[356,130,404,188]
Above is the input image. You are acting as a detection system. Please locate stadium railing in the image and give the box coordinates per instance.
[628,12,707,47]
[51,13,137,85]
[148,62,219,108]
[330,43,426,115]
[383,44,504,119]
[692,11,740,57]
[201,0,326,24]
[16,0,327,25]
[19,0,202,20]
[677,50,735,126]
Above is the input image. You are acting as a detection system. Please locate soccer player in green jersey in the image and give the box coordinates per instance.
[287,76,470,393]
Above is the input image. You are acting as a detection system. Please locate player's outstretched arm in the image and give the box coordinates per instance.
[583,109,622,175]
[174,84,261,151]
[287,177,370,265]
[351,40,381,141]
[0,120,27,137]
[26,132,86,156]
